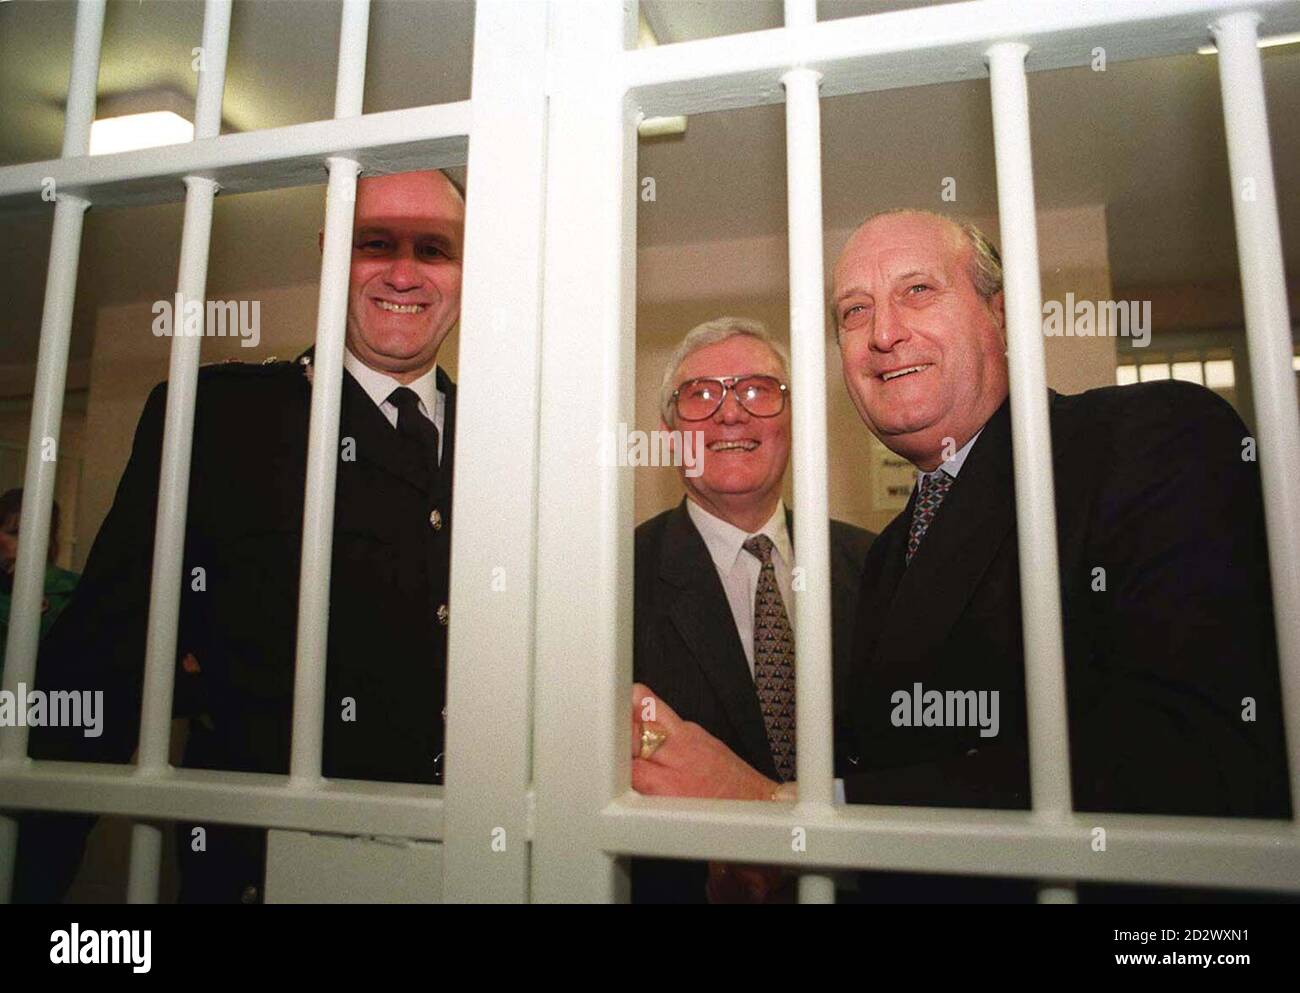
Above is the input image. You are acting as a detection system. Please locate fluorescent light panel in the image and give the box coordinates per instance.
[90,110,194,156]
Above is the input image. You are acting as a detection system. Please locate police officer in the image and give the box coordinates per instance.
[17,169,464,903]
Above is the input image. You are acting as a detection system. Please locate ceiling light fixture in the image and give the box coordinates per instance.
[90,110,194,156]
[86,88,202,156]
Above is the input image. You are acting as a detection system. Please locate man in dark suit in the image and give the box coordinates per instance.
[17,169,463,903]
[631,318,873,902]
[630,211,1289,901]
[828,209,1290,899]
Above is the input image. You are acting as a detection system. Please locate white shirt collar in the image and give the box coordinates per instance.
[342,348,446,462]
[918,427,983,487]
[687,498,792,576]
[343,347,441,420]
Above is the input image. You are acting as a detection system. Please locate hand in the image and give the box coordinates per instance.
[630,683,777,801]
[706,861,796,904]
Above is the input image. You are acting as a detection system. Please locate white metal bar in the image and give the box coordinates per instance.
[624,0,1300,117]
[0,763,444,840]
[987,41,1073,821]
[137,0,231,777]
[531,0,638,903]
[288,0,370,786]
[784,0,837,902]
[783,67,834,814]
[783,0,816,29]
[0,0,105,904]
[127,0,233,905]
[441,0,550,904]
[0,103,471,214]
[1213,11,1300,812]
[598,797,1300,892]
[334,0,371,119]
[126,823,163,904]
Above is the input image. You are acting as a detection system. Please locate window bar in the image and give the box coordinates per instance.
[781,0,837,906]
[126,0,233,905]
[1212,11,1300,810]
[0,0,106,904]
[441,0,549,904]
[986,41,1076,903]
[531,0,636,903]
[289,0,370,787]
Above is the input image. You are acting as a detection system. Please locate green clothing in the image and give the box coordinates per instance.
[0,564,80,681]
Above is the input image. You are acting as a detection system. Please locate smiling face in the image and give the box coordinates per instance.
[345,170,465,383]
[665,334,791,531]
[832,212,1008,470]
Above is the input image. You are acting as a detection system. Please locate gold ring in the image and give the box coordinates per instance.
[639,724,668,760]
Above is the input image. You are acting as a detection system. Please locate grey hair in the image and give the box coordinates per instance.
[658,317,791,425]
[856,209,1003,300]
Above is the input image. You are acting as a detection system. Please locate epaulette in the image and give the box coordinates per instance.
[197,356,297,377]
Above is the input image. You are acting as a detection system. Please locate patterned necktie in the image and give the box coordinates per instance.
[387,386,440,473]
[906,468,953,565]
[742,534,797,782]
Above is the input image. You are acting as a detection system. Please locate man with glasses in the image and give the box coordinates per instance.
[631,317,872,902]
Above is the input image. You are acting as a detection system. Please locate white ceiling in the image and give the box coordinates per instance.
[0,0,1296,379]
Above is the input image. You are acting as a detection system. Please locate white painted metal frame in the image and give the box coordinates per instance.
[531,0,1300,903]
[0,0,546,905]
[1,0,1298,905]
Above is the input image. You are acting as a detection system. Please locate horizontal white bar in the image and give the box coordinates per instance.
[0,101,471,214]
[0,762,444,841]
[625,0,1300,117]
[599,795,1300,893]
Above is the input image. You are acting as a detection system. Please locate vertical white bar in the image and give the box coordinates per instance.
[127,0,231,904]
[1213,12,1300,810]
[532,0,637,903]
[442,0,549,903]
[125,823,163,904]
[785,0,834,905]
[986,43,1073,819]
[137,0,231,774]
[288,0,369,785]
[0,0,105,904]
[782,65,836,904]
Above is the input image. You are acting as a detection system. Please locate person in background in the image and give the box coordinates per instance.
[0,488,79,682]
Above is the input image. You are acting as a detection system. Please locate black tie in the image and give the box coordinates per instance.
[387,386,440,470]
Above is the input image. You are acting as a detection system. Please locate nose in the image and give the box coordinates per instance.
[714,385,750,425]
[383,252,423,292]
[869,297,911,353]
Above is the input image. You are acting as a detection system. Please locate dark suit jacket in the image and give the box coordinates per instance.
[632,499,874,902]
[17,350,455,903]
[840,382,1291,902]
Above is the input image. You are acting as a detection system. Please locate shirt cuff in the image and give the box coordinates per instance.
[834,777,846,805]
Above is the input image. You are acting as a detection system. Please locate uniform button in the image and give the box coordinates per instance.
[437,603,449,626]
[429,508,443,531]
[240,884,259,904]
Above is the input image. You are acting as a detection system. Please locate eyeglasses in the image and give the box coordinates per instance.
[672,375,789,421]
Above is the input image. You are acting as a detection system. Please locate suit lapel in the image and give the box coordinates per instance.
[871,399,1016,674]
[659,502,773,772]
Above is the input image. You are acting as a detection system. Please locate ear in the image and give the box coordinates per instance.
[989,291,1006,343]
